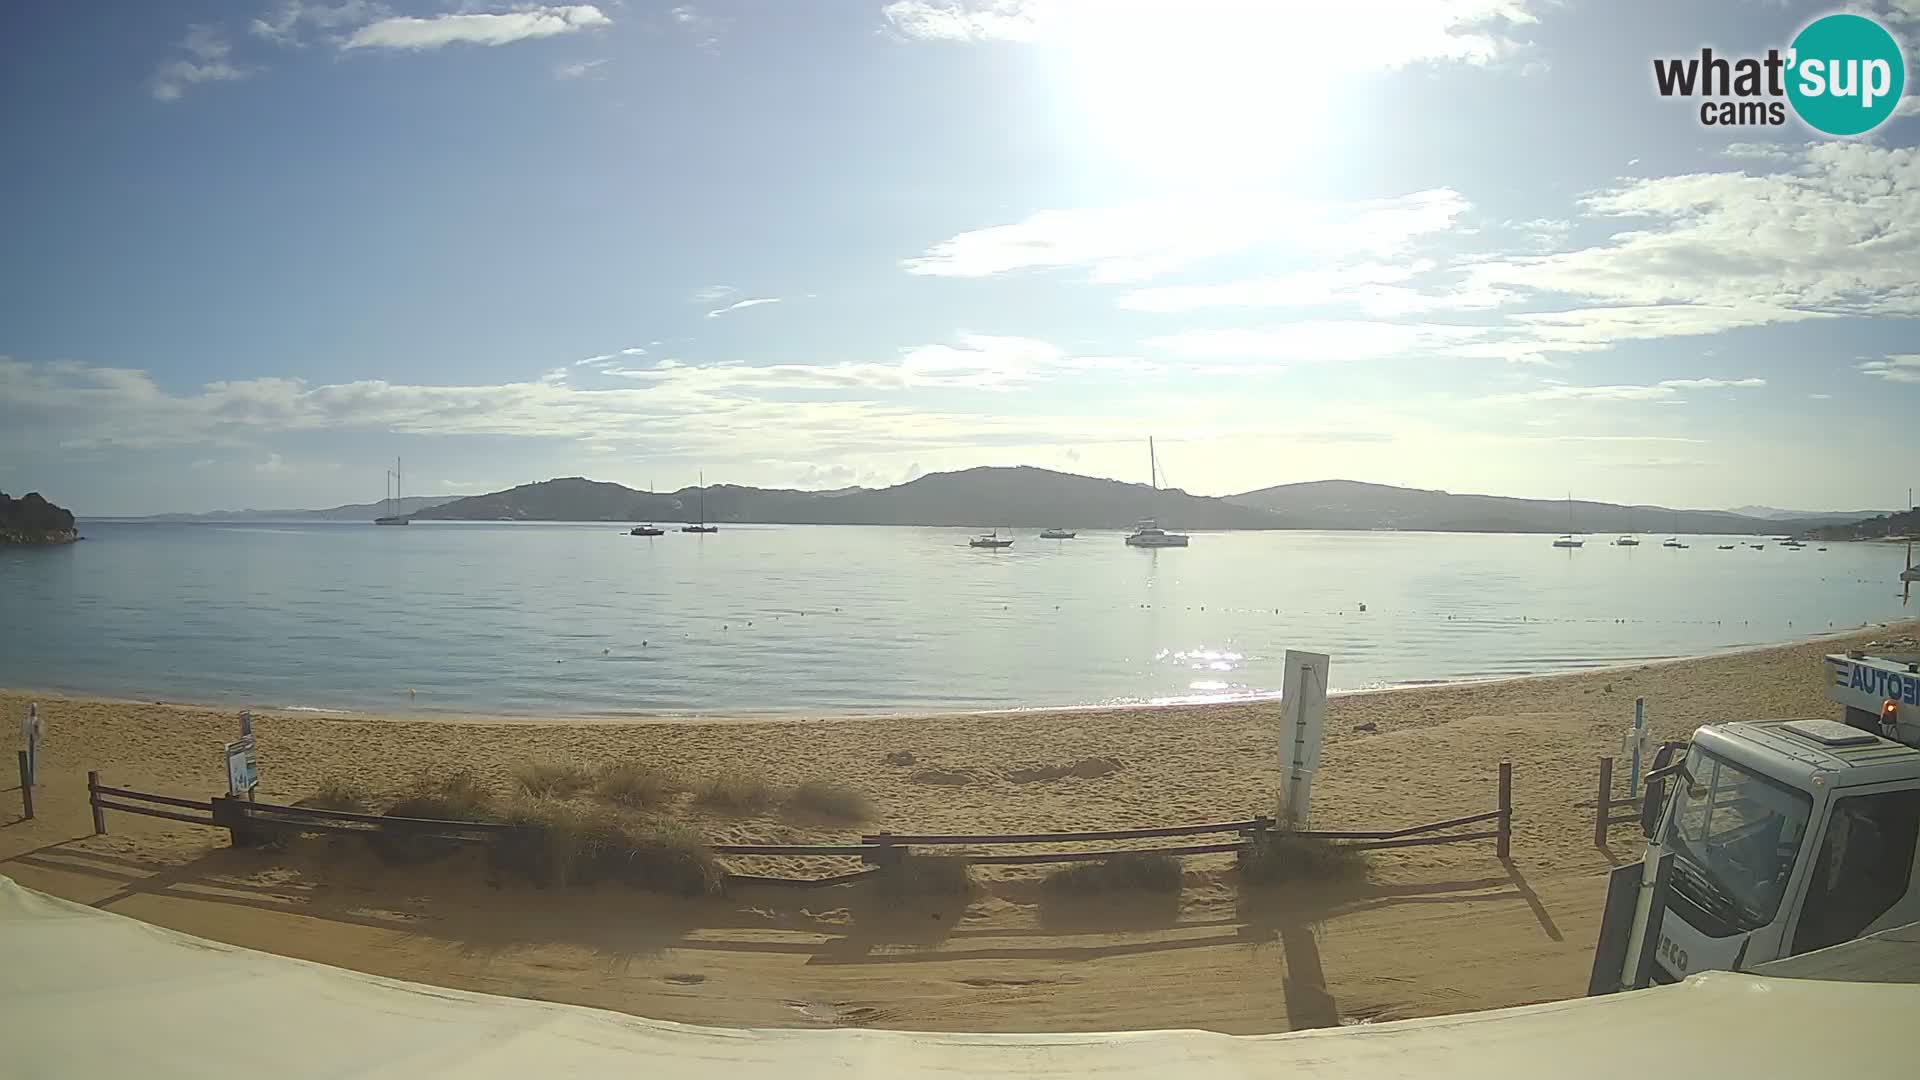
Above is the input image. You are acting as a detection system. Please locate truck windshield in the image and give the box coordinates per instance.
[1662,749,1812,935]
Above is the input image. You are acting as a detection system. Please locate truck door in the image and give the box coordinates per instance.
[1788,786,1920,956]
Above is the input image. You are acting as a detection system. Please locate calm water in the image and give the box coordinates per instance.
[1,521,1912,717]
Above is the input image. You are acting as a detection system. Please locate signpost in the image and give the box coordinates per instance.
[1278,650,1331,830]
[20,702,41,788]
[225,711,257,798]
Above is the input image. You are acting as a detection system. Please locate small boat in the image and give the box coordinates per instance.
[682,471,718,533]
[1126,438,1190,548]
[1780,539,1805,548]
[1818,547,1828,552]
[969,530,1013,549]
[1662,538,1687,549]
[1903,567,1920,583]
[374,458,409,525]
[1039,528,1077,539]
[629,524,664,536]
[1718,544,1736,550]
[1552,493,1581,547]
[1749,543,1766,550]
[1613,536,1640,546]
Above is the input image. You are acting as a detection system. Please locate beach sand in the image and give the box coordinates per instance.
[3,621,1915,1034]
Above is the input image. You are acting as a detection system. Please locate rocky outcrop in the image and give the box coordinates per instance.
[0,492,80,544]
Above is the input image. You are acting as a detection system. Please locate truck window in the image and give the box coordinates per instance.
[1792,790,1920,955]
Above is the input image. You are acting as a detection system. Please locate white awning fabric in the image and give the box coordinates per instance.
[1,874,1911,1078]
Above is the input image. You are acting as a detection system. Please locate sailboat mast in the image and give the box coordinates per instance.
[1149,437,1158,492]
[699,471,706,526]
[396,457,402,513]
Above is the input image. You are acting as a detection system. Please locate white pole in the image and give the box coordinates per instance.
[1279,651,1330,830]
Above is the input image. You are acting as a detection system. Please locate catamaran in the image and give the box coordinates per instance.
[1125,437,1189,547]
[374,458,408,525]
[682,472,718,533]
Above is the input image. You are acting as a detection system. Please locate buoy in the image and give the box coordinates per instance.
[602,648,610,655]
[642,640,648,647]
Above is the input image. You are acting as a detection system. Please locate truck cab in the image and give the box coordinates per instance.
[1632,649,1920,985]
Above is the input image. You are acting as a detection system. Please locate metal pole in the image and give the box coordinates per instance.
[1631,697,1645,798]
[16,751,31,821]
[1595,756,1614,847]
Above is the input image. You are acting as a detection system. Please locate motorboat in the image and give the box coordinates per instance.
[629,525,664,536]
[1039,528,1077,539]
[1612,536,1640,546]
[969,531,1013,549]
[1718,544,1736,550]
[1552,535,1584,549]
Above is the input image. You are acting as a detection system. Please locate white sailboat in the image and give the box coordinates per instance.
[682,472,718,533]
[374,458,408,525]
[1662,510,1687,548]
[1125,437,1189,548]
[1552,492,1583,548]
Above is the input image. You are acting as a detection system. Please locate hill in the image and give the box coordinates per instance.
[412,468,1281,529]
[139,495,456,523]
[1808,507,1920,542]
[1226,479,1842,535]
[1,492,79,544]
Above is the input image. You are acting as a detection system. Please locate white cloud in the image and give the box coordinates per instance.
[705,297,782,319]
[1896,96,1920,118]
[574,346,646,366]
[1459,143,1920,317]
[881,1,1542,69]
[554,58,609,80]
[906,188,1468,283]
[690,284,738,302]
[344,5,610,50]
[150,26,252,101]
[668,5,725,48]
[1480,377,1767,405]
[1810,393,1834,399]
[255,453,290,474]
[250,1,380,47]
[1147,321,1487,364]
[1859,354,1920,383]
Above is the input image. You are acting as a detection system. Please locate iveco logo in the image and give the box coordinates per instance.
[1658,935,1690,974]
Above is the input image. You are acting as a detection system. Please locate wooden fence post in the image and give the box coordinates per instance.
[1497,761,1512,861]
[88,770,106,834]
[16,751,32,821]
[1594,756,1614,847]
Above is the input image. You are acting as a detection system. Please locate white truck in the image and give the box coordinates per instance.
[1593,646,1920,991]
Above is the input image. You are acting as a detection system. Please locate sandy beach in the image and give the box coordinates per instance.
[3,620,1915,1034]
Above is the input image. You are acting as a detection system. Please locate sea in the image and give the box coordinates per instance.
[1,521,1911,718]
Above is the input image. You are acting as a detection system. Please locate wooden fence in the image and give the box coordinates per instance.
[1583,744,1688,845]
[83,760,1514,886]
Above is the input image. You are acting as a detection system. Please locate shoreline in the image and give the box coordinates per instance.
[4,618,1906,729]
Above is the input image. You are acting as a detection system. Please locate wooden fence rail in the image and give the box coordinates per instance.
[83,760,1515,882]
[1586,743,1689,846]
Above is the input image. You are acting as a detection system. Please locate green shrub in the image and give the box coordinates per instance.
[595,760,680,809]
[693,768,777,814]
[785,780,875,824]
[1042,852,1183,896]
[512,759,593,799]
[1238,830,1369,887]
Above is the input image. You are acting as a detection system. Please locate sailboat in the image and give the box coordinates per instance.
[1661,510,1686,548]
[969,529,1013,549]
[1125,437,1190,547]
[374,458,408,525]
[1039,528,1077,539]
[682,472,718,533]
[1552,492,1583,548]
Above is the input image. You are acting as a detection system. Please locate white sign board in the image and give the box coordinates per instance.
[225,736,257,796]
[1279,650,1330,829]
[21,703,42,786]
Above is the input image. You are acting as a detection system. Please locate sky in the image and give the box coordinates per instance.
[2,0,1919,516]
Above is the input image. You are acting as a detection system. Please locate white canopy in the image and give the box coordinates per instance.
[1,875,1911,1078]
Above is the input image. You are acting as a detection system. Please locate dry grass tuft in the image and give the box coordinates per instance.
[595,760,681,809]
[1238,830,1370,887]
[492,799,724,896]
[784,780,875,824]
[692,768,778,814]
[512,759,594,799]
[1042,852,1183,896]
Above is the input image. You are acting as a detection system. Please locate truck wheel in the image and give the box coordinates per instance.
[1843,706,1878,732]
